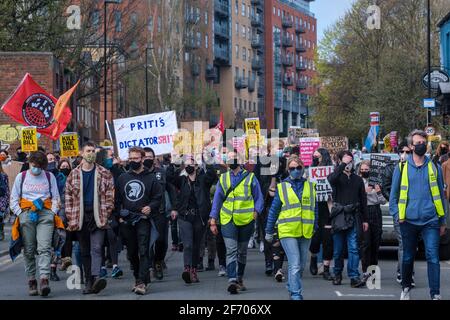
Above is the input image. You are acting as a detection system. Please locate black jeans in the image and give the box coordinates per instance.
[258,198,273,266]
[178,214,205,267]
[153,214,169,262]
[309,201,333,261]
[171,217,179,245]
[272,230,285,271]
[361,205,383,273]
[120,219,151,285]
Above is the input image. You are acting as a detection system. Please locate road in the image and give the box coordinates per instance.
[1,229,449,300]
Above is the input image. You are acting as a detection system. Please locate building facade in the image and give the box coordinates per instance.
[438,12,450,129]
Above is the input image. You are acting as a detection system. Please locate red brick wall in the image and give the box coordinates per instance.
[0,52,62,153]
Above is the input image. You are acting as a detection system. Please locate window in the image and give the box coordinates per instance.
[243,68,246,77]
[205,34,208,48]
[278,9,280,16]
[308,40,310,48]
[244,100,247,110]
[312,24,315,32]
[148,16,153,31]
[242,25,246,38]
[253,102,256,112]
[205,11,208,25]
[247,5,250,18]
[114,11,122,32]
[185,52,189,62]
[242,47,247,60]
[235,0,239,15]
[239,99,242,109]
[242,3,245,16]
[234,97,238,110]
[197,32,202,46]
[235,45,239,58]
[247,27,251,40]
[273,6,276,15]
[236,22,239,36]
[248,48,251,62]
[157,16,162,32]
[295,17,298,25]
[131,12,138,27]
[235,66,239,77]
[308,22,310,30]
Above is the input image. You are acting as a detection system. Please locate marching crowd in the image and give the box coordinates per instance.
[0,129,448,300]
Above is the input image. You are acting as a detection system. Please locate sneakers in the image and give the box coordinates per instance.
[39,278,51,297]
[111,266,123,279]
[322,266,333,281]
[99,267,108,278]
[237,280,246,291]
[154,261,164,280]
[309,256,318,275]
[432,294,442,300]
[28,279,38,296]
[178,243,184,252]
[197,263,204,272]
[50,266,60,281]
[59,257,72,271]
[248,238,255,249]
[191,268,199,283]
[396,272,402,284]
[182,266,192,284]
[134,283,147,295]
[206,259,215,271]
[332,274,342,285]
[411,276,416,287]
[92,277,107,294]
[275,269,284,282]
[265,262,273,276]
[350,277,365,288]
[400,287,411,300]
[218,265,226,277]
[362,272,371,284]
[227,281,239,294]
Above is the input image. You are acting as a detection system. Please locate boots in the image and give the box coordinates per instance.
[309,256,318,275]
[333,273,342,285]
[50,266,60,281]
[322,265,333,281]
[205,259,215,271]
[28,279,38,296]
[39,278,51,297]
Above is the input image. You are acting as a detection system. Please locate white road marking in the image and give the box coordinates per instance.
[335,291,396,297]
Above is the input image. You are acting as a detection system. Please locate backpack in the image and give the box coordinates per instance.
[19,170,53,199]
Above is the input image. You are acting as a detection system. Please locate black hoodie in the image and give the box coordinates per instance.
[115,168,163,217]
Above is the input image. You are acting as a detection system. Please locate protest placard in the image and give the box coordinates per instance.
[308,166,334,202]
[113,111,178,160]
[60,132,79,157]
[320,136,348,158]
[21,127,37,152]
[368,154,391,187]
[288,127,319,145]
[300,137,321,166]
[245,118,260,147]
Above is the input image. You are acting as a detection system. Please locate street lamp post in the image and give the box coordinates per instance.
[427,0,432,125]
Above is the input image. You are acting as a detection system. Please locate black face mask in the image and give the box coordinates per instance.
[17,152,26,161]
[60,168,71,177]
[229,160,239,170]
[441,148,448,155]
[143,159,154,169]
[312,157,320,167]
[129,161,142,171]
[186,166,196,175]
[361,171,370,179]
[413,143,427,156]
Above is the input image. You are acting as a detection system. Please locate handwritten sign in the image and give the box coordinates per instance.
[60,132,79,157]
[300,137,321,166]
[21,127,37,152]
[320,136,348,158]
[308,166,334,202]
[368,154,390,187]
[288,127,319,145]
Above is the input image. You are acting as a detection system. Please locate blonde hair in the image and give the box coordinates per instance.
[286,155,304,170]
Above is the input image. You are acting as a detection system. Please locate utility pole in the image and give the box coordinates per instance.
[427,0,432,125]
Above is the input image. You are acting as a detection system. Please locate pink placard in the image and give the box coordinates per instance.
[300,137,321,166]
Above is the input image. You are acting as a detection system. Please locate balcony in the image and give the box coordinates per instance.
[214,22,229,39]
[235,77,248,89]
[248,79,256,92]
[191,62,200,76]
[295,42,307,53]
[214,46,229,65]
[205,64,217,81]
[215,0,229,18]
[296,61,307,71]
[257,83,265,97]
[186,12,200,24]
[282,16,293,29]
[283,75,293,87]
[295,24,306,34]
[282,37,293,47]
[296,79,308,90]
[251,14,262,28]
[185,37,199,50]
[251,35,262,49]
[252,58,263,71]
[282,56,293,67]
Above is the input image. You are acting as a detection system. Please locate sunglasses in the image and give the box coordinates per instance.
[289,166,304,171]
[401,151,411,154]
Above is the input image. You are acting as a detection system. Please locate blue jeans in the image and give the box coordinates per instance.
[221,220,255,282]
[400,221,440,297]
[333,224,360,279]
[280,237,311,300]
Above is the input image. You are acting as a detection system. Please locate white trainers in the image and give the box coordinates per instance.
[432,294,442,300]
[400,288,411,300]
[259,241,264,253]
[274,269,284,282]
[218,265,226,277]
[248,238,255,249]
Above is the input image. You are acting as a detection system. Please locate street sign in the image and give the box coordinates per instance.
[425,126,435,136]
[422,68,450,92]
[423,98,436,108]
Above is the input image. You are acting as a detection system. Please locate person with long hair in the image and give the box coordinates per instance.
[433,141,450,165]
[0,160,9,241]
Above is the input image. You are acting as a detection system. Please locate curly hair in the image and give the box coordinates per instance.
[29,151,48,169]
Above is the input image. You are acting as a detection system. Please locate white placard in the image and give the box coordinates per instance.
[308,166,334,202]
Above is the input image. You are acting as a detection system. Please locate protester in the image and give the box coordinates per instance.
[0,161,9,241]
[168,155,218,283]
[390,130,447,300]
[266,155,318,300]
[327,150,368,288]
[432,141,450,165]
[358,160,387,283]
[210,150,264,294]
[115,147,162,295]
[308,148,334,281]
[10,151,60,296]
[65,141,115,295]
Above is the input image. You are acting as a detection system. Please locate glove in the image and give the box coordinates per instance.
[265,233,274,243]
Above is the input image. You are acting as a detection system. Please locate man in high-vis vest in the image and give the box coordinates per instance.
[390,129,447,301]
[265,155,318,300]
[209,150,264,294]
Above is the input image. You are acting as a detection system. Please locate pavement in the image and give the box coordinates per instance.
[1,237,450,300]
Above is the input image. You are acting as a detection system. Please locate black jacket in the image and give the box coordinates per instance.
[115,168,163,219]
[167,165,218,221]
[147,166,177,215]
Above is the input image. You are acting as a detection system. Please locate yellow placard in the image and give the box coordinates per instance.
[21,127,38,152]
[59,133,79,157]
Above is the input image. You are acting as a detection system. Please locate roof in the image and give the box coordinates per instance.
[438,12,450,28]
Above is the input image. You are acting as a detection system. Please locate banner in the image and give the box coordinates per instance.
[308,166,334,202]
[368,154,390,187]
[244,118,261,148]
[300,137,321,167]
[288,127,319,145]
[59,132,79,157]
[21,127,38,152]
[232,136,246,156]
[320,136,348,158]
[365,112,380,151]
[1,73,72,140]
[113,111,178,160]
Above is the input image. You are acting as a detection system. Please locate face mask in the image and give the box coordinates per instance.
[83,153,96,164]
[60,168,71,177]
[312,157,320,167]
[144,159,154,168]
[31,166,42,175]
[441,148,448,155]
[186,165,196,175]
[47,162,56,171]
[103,158,113,169]
[361,171,370,179]
[129,161,142,171]
[229,160,239,170]
[413,143,427,157]
[0,155,7,162]
[289,168,304,180]
[276,150,283,158]
[345,162,353,172]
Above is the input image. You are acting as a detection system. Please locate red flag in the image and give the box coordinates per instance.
[1,73,72,140]
[215,111,225,134]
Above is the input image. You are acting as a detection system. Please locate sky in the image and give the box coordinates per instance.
[310,0,356,43]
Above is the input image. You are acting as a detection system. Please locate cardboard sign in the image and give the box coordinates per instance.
[59,132,79,157]
[113,111,178,160]
[288,127,319,145]
[320,136,348,158]
[245,118,261,147]
[308,166,334,202]
[21,127,38,152]
[368,154,391,187]
[300,137,321,167]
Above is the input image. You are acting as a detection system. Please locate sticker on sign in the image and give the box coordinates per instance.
[425,126,435,136]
